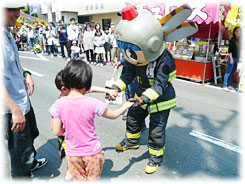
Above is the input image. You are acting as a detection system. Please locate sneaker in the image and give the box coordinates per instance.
[66,58,71,62]
[223,87,230,92]
[115,138,139,151]
[228,86,236,91]
[96,63,100,67]
[51,55,54,58]
[30,158,48,172]
[100,63,103,67]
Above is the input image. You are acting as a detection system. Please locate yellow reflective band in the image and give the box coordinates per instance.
[168,70,176,82]
[126,131,141,139]
[142,88,159,101]
[58,137,66,150]
[114,79,126,91]
[148,78,154,86]
[150,98,176,113]
[149,146,165,156]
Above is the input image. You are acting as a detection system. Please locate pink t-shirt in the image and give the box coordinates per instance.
[49,96,107,156]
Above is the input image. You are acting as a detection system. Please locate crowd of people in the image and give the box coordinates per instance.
[13,18,122,66]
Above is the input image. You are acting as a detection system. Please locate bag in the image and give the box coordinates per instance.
[105,68,124,105]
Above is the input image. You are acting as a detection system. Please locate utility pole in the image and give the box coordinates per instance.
[47,2,53,23]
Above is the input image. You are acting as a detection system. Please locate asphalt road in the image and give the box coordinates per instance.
[3,51,243,183]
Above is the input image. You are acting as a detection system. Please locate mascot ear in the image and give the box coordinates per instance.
[159,4,192,32]
[164,21,198,42]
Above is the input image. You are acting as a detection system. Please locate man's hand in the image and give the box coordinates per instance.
[129,97,145,107]
[11,109,26,132]
[24,74,34,95]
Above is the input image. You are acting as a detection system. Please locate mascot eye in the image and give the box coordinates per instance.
[125,48,137,61]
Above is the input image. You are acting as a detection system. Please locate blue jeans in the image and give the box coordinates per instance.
[4,106,39,177]
[223,58,238,87]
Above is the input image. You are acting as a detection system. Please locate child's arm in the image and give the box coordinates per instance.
[51,118,65,136]
[89,86,118,98]
[102,101,134,119]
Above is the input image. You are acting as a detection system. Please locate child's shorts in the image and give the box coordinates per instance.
[67,151,104,180]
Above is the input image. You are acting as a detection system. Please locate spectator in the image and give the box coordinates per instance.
[28,25,34,50]
[46,25,56,57]
[71,40,80,59]
[78,26,84,54]
[104,27,111,64]
[110,24,120,64]
[49,22,58,56]
[83,23,94,63]
[223,26,241,91]
[67,18,79,61]
[94,30,105,66]
[2,4,47,178]
[58,20,68,59]
[38,22,46,54]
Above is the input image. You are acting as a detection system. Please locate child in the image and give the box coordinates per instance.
[71,40,80,60]
[104,27,111,64]
[51,69,119,180]
[93,30,105,67]
[49,60,133,180]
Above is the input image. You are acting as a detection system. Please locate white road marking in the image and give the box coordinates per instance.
[175,78,222,90]
[19,51,34,54]
[23,67,45,77]
[37,53,49,61]
[189,130,243,154]
[19,56,45,61]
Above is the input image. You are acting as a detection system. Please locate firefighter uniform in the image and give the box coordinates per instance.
[112,49,176,171]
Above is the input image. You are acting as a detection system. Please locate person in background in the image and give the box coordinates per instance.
[2,4,47,178]
[104,27,111,64]
[58,20,68,59]
[110,24,120,64]
[39,22,46,54]
[28,25,34,50]
[94,30,105,67]
[71,41,80,60]
[46,25,56,57]
[78,26,84,54]
[83,23,94,64]
[67,18,79,61]
[223,26,241,92]
[49,22,58,56]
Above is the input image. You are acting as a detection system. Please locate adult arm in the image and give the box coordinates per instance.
[2,84,26,132]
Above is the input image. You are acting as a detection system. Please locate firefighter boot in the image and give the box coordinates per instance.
[145,159,160,174]
[115,138,139,151]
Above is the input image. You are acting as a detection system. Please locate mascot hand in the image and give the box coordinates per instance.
[129,97,145,107]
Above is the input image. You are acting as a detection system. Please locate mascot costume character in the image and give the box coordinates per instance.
[112,5,198,174]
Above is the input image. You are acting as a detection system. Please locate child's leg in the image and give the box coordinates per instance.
[67,151,104,180]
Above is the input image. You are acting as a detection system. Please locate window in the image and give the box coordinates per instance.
[102,19,111,30]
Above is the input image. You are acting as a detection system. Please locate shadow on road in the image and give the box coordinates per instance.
[32,138,63,179]
[162,107,240,178]
[101,147,148,179]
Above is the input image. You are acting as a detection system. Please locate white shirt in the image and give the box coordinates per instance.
[67,24,79,41]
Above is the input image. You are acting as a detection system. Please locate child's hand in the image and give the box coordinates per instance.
[107,89,118,99]
[124,101,134,109]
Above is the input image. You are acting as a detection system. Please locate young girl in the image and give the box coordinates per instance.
[93,30,105,67]
[49,60,133,180]
[70,41,80,59]
[51,69,119,180]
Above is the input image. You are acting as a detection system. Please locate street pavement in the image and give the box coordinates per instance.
[3,50,243,182]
